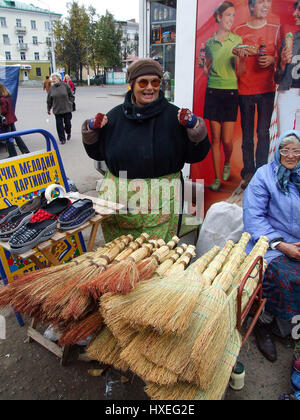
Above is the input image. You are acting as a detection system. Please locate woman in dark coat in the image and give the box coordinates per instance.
[82,58,210,242]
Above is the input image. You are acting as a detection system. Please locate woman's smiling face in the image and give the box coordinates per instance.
[218,7,235,31]
[132,75,161,107]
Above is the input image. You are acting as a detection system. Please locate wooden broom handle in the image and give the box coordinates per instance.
[115,233,149,262]
[97,236,133,265]
[129,243,154,263]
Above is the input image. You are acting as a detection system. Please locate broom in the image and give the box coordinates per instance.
[54,234,151,321]
[100,246,222,339]
[31,235,134,322]
[86,326,129,372]
[155,244,188,277]
[200,240,235,288]
[100,248,196,349]
[191,239,267,389]
[58,311,104,346]
[0,235,131,316]
[138,287,236,382]
[163,245,196,276]
[191,245,220,275]
[119,332,179,386]
[144,328,242,401]
[135,236,180,281]
[81,240,167,297]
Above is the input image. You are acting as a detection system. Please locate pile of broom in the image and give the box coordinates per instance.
[86,233,269,400]
[0,231,268,400]
[0,232,193,346]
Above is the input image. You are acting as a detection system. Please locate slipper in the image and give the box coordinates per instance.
[58,199,93,224]
[0,205,20,225]
[222,164,231,181]
[59,208,96,230]
[19,192,47,214]
[209,179,221,192]
[29,198,71,223]
[0,212,33,242]
[9,219,58,254]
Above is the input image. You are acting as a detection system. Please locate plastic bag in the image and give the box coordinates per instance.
[196,201,244,257]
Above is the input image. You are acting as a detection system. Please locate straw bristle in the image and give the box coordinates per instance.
[144,382,198,400]
[120,334,178,386]
[58,311,104,345]
[135,258,158,282]
[87,327,129,372]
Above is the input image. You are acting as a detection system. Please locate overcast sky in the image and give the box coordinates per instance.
[22,0,140,22]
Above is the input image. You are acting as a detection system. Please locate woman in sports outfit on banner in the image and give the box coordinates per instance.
[203,2,245,191]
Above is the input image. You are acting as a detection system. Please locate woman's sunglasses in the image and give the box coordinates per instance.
[136,78,161,88]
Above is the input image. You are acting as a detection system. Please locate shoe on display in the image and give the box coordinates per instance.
[0,212,33,242]
[19,191,47,214]
[0,206,20,225]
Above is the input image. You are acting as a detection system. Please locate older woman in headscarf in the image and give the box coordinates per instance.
[47,72,75,144]
[243,130,300,364]
[82,58,210,242]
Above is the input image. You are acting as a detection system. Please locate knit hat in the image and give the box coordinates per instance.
[126,58,163,82]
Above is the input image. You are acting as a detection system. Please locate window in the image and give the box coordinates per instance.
[31,20,36,30]
[36,67,42,77]
[16,19,22,27]
[20,52,26,60]
[5,51,11,60]
[3,34,9,45]
[46,37,51,46]
[33,36,38,45]
[45,21,50,31]
[34,52,40,61]
[18,35,24,44]
[0,17,6,27]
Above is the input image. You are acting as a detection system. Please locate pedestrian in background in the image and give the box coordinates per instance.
[0,82,30,157]
[64,74,76,111]
[43,76,52,94]
[47,73,75,145]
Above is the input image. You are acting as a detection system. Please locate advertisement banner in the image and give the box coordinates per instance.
[192,0,300,211]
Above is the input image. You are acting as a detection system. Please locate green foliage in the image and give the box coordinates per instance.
[53,2,123,81]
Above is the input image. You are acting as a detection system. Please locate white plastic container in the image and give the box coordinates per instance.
[229,362,245,391]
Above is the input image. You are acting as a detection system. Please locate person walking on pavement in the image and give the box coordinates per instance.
[63,74,76,111]
[43,76,52,94]
[47,73,75,144]
[0,82,30,157]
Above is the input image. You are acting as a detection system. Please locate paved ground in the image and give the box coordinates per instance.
[0,86,296,401]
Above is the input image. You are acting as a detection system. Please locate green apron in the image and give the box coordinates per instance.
[99,170,181,243]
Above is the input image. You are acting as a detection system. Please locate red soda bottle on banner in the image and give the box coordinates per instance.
[258,38,267,56]
[198,43,206,68]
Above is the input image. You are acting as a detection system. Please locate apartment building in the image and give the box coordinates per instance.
[0,0,61,84]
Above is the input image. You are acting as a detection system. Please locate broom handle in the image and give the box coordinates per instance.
[115,233,150,261]
[129,243,154,263]
[155,245,188,275]
[96,236,133,266]
[151,236,180,263]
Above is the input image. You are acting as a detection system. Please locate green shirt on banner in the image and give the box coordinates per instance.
[206,32,242,90]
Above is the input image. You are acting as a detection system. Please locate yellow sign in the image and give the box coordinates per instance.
[0,150,85,282]
[0,150,64,209]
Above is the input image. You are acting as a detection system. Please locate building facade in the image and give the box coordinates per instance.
[0,0,61,84]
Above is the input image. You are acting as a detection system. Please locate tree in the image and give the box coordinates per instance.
[94,11,123,68]
[54,1,90,82]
